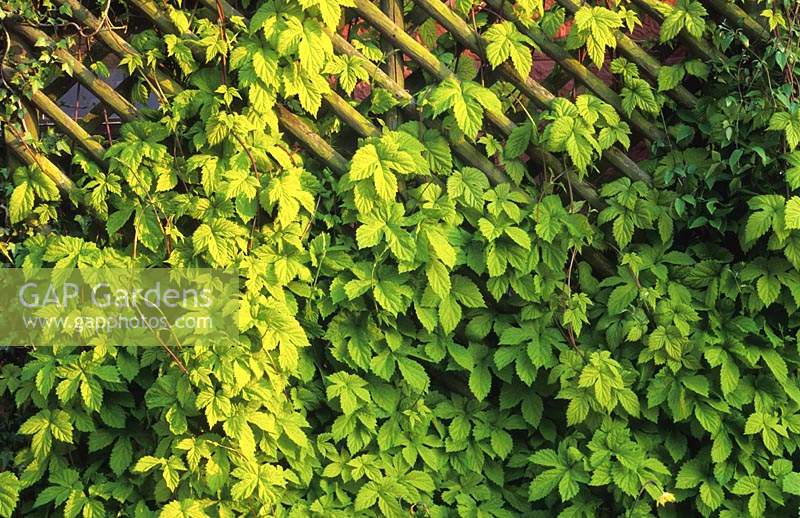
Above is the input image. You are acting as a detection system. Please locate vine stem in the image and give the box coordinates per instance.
[214,0,229,84]
[0,25,11,91]
[5,123,48,185]
[74,42,82,121]
[626,480,657,518]
[231,131,262,252]
[117,160,168,244]
[209,0,261,251]
[102,106,113,144]
[81,0,113,38]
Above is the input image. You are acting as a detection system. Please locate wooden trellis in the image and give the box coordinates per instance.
[2,0,770,272]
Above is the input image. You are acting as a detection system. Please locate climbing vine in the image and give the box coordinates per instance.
[1,0,800,516]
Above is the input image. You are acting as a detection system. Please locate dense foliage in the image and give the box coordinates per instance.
[1,0,800,516]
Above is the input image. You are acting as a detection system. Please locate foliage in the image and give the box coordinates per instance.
[1,0,800,517]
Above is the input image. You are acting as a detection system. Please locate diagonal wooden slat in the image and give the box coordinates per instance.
[11,24,138,122]
[703,0,770,43]
[39,44,110,101]
[5,129,79,198]
[275,106,350,174]
[5,62,108,166]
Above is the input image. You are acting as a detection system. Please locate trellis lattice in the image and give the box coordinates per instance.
[1,0,770,273]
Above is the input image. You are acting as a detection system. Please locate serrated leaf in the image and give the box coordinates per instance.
[448,167,489,208]
[0,472,19,518]
[505,123,532,159]
[469,364,492,401]
[9,183,34,224]
[658,64,685,91]
[784,473,800,495]
[438,295,462,333]
[397,357,429,393]
[756,275,781,306]
[529,469,563,501]
[484,21,534,78]
[607,283,637,315]
[574,6,622,69]
[426,260,451,299]
[110,438,133,476]
[785,196,800,228]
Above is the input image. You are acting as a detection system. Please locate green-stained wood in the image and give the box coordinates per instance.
[6,133,79,199]
[555,0,698,109]
[39,44,110,100]
[127,0,176,33]
[11,25,138,122]
[380,0,404,130]
[54,0,183,97]
[352,0,468,85]
[275,106,350,175]
[5,66,108,166]
[323,94,381,138]
[411,0,653,185]
[705,0,770,43]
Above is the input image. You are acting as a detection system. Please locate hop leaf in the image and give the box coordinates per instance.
[484,21,534,78]
[0,473,19,518]
[573,6,622,69]
[429,78,501,139]
[660,0,707,42]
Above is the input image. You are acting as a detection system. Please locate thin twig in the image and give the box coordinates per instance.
[74,42,83,121]
[21,0,125,38]
[82,0,113,39]
[117,159,168,239]
[5,123,50,184]
[231,131,263,251]
[0,25,11,91]
[214,0,229,84]
[132,300,189,375]
[102,107,113,144]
